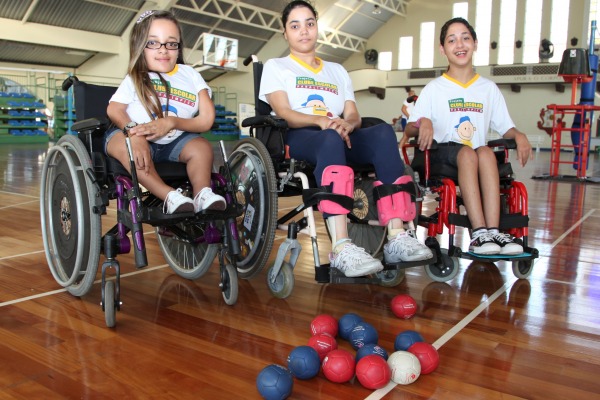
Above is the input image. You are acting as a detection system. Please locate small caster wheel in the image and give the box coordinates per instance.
[512,259,533,279]
[425,249,459,282]
[103,280,116,328]
[221,264,239,305]
[267,261,295,299]
[376,268,405,287]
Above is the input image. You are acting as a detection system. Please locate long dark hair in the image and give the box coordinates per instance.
[439,17,477,45]
[129,10,185,119]
[281,0,318,28]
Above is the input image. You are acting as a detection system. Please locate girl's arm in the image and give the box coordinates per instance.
[107,101,133,131]
[131,89,215,140]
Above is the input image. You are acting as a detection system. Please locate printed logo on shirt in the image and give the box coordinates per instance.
[296,77,338,95]
[151,79,197,107]
[448,98,483,113]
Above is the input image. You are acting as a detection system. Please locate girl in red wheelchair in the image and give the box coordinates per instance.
[105,10,225,214]
[405,17,533,255]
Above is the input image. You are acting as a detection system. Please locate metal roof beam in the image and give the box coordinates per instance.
[175,0,367,53]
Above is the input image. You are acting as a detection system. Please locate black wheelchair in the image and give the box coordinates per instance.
[235,56,435,299]
[40,78,275,327]
[401,138,539,282]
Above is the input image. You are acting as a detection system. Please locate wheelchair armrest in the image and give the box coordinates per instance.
[241,115,288,129]
[407,138,439,150]
[72,117,110,133]
[488,138,516,149]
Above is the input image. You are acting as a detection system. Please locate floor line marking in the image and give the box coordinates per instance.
[366,209,597,399]
[0,199,39,210]
[0,264,169,308]
[0,190,39,199]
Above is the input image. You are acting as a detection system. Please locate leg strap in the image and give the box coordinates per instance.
[373,175,416,226]
[317,165,354,215]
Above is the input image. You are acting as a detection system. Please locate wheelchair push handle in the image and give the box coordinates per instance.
[61,75,79,91]
[243,55,258,66]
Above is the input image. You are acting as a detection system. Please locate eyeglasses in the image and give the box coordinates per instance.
[145,41,180,50]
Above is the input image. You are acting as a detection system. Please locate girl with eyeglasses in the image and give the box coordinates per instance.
[105,10,225,214]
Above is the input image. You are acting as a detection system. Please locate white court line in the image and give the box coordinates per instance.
[0,199,39,210]
[0,190,39,199]
[366,208,597,400]
[0,264,169,308]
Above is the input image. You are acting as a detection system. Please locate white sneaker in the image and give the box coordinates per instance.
[163,188,194,214]
[329,241,384,277]
[469,231,501,255]
[384,230,432,263]
[194,187,226,212]
[490,232,523,255]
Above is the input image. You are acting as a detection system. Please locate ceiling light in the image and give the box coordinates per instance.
[372,5,382,15]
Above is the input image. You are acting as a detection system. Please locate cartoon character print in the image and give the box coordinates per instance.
[301,94,333,117]
[454,115,476,147]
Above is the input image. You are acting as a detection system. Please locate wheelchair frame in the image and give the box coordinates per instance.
[234,57,436,298]
[401,139,539,282]
[40,79,276,327]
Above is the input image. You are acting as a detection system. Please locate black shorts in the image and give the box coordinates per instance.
[428,142,466,169]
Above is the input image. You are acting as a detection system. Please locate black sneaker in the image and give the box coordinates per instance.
[469,232,501,255]
[490,232,523,255]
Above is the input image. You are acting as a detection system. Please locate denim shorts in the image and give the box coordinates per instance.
[104,126,201,163]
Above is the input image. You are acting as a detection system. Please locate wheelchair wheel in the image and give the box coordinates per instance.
[40,135,101,297]
[512,260,533,279]
[267,261,295,299]
[346,176,386,256]
[221,264,239,305]
[376,268,405,287]
[103,280,116,328]
[228,138,278,279]
[157,222,218,280]
[425,249,459,282]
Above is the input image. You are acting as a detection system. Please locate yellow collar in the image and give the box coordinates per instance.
[290,54,323,74]
[443,72,479,88]
[166,64,179,76]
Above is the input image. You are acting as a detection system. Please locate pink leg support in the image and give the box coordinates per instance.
[318,165,354,215]
[374,175,416,225]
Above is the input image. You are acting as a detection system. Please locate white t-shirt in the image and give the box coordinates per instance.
[110,64,211,145]
[402,99,414,119]
[259,54,355,118]
[409,73,514,149]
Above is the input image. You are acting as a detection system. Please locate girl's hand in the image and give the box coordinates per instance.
[417,118,434,151]
[326,117,354,148]
[129,135,152,174]
[514,132,533,167]
[131,117,175,141]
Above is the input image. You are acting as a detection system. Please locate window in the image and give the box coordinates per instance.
[474,0,492,66]
[453,2,468,18]
[419,22,435,68]
[497,0,517,65]
[523,0,543,64]
[398,36,413,70]
[550,0,570,63]
[378,51,392,71]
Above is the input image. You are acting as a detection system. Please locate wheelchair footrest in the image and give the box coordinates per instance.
[462,251,537,262]
[382,253,437,269]
[142,204,243,226]
[315,264,381,284]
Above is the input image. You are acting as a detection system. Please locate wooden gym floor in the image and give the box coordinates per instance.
[1,141,599,399]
